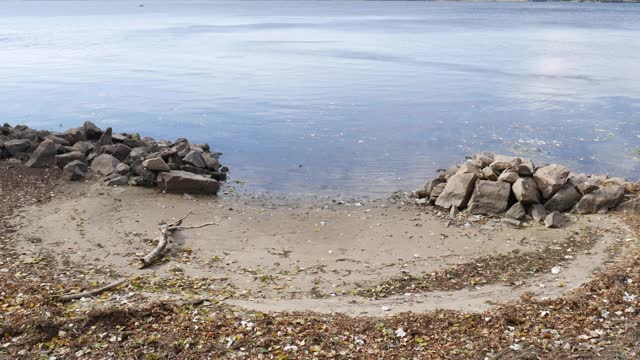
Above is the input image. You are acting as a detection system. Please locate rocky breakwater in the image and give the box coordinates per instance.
[417,153,640,228]
[0,122,228,195]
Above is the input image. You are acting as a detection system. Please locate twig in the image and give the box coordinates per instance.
[58,278,128,301]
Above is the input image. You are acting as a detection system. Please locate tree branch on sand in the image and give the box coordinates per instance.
[58,278,129,302]
[139,209,216,269]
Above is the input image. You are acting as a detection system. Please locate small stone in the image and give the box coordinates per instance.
[106,175,129,186]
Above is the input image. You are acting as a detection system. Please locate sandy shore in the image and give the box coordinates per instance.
[2,159,640,358]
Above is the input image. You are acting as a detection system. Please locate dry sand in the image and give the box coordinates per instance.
[10,179,633,315]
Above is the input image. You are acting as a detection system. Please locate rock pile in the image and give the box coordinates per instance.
[0,122,227,195]
[417,152,639,227]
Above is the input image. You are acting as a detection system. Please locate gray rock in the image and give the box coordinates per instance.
[91,154,120,175]
[576,182,598,195]
[55,151,86,168]
[71,141,95,155]
[544,184,582,212]
[617,198,640,213]
[443,165,460,181]
[516,158,535,176]
[116,162,130,175]
[82,121,102,140]
[529,204,547,223]
[25,139,57,167]
[96,144,131,162]
[143,157,170,171]
[429,182,446,204]
[45,135,71,146]
[502,218,522,229]
[498,170,519,184]
[112,133,127,143]
[424,178,446,197]
[575,185,625,214]
[157,170,220,195]
[489,155,521,172]
[4,139,34,156]
[456,162,482,177]
[97,127,113,146]
[533,164,570,199]
[568,173,589,187]
[203,153,221,171]
[506,202,527,220]
[435,173,477,209]
[129,147,149,161]
[105,175,129,186]
[61,127,85,144]
[545,211,565,228]
[467,180,511,215]
[62,161,86,181]
[182,150,207,168]
[173,138,191,157]
[512,177,540,205]
[481,166,498,181]
[473,152,494,167]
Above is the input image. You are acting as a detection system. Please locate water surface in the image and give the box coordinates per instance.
[1,0,639,195]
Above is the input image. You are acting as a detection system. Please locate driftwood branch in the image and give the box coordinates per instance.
[59,278,128,301]
[139,210,216,269]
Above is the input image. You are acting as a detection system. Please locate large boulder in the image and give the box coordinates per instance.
[97,144,131,162]
[544,184,582,212]
[512,177,540,205]
[467,180,511,215]
[157,170,220,195]
[529,204,547,223]
[617,198,640,213]
[498,170,519,184]
[25,139,57,167]
[62,160,88,181]
[55,151,86,168]
[429,182,446,204]
[489,155,520,172]
[143,157,170,171]
[473,152,494,167]
[173,138,191,157]
[97,127,113,146]
[91,154,120,175]
[203,153,221,171]
[506,202,526,220]
[82,121,102,140]
[533,164,570,199]
[71,141,95,155]
[481,166,497,181]
[435,173,477,209]
[516,158,535,176]
[545,211,565,228]
[4,139,34,157]
[183,150,207,168]
[575,185,625,214]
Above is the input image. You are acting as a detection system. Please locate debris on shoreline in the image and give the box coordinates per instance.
[0,122,227,194]
[418,152,640,227]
